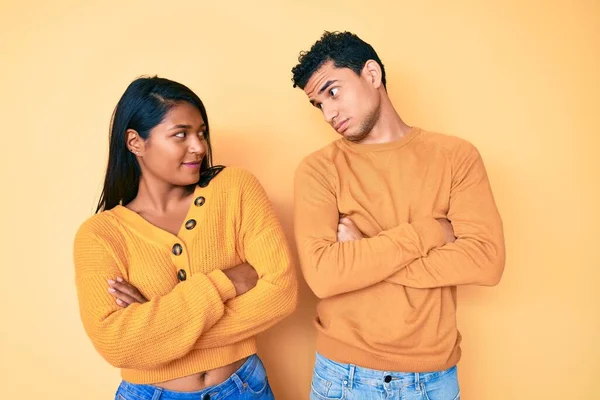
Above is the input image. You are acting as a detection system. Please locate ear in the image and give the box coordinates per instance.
[362,60,383,89]
[126,129,145,156]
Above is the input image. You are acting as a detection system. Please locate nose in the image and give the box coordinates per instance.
[322,103,338,125]
[188,134,207,156]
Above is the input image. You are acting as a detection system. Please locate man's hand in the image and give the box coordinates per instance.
[436,218,457,243]
[337,215,456,245]
[337,216,364,242]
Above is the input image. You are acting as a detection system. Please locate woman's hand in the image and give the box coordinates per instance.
[108,277,148,307]
[222,263,258,296]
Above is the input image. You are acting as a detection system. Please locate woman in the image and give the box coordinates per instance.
[73,76,297,399]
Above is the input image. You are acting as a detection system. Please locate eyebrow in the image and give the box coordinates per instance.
[309,80,339,106]
[169,123,206,130]
[318,80,338,95]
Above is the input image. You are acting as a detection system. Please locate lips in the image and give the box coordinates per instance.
[182,161,201,168]
[334,119,349,133]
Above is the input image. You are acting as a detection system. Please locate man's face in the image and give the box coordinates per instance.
[304,61,381,142]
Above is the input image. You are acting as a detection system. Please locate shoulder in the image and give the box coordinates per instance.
[210,166,262,188]
[75,212,119,238]
[294,141,341,187]
[73,211,125,253]
[419,129,477,151]
[298,141,341,169]
[208,166,271,206]
[416,129,481,163]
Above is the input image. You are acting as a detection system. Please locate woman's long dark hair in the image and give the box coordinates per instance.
[96,76,217,213]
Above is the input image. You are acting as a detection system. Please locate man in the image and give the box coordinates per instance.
[292,31,505,400]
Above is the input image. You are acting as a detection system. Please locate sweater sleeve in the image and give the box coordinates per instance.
[73,228,234,369]
[386,142,505,288]
[193,171,297,349]
[293,156,447,299]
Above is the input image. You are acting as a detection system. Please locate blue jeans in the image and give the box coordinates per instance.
[311,353,460,400]
[116,355,274,400]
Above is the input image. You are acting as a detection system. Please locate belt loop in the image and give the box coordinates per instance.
[151,386,163,400]
[415,372,421,391]
[348,365,355,390]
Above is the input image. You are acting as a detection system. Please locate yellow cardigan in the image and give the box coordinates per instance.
[73,167,297,384]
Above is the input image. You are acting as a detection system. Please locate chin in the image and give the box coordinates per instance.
[344,131,368,142]
[175,174,201,187]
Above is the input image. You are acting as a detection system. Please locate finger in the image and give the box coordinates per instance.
[340,223,359,237]
[108,280,138,297]
[340,217,356,227]
[337,233,351,243]
[108,279,146,303]
[108,287,137,306]
[116,298,128,308]
[337,224,348,233]
[114,297,127,308]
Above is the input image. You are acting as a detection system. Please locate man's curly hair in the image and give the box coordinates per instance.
[291,31,386,90]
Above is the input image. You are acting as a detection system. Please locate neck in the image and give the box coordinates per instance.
[130,175,195,214]
[360,94,411,144]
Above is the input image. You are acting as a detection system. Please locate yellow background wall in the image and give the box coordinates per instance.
[1,1,598,398]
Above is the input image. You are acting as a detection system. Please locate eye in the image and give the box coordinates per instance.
[329,87,339,97]
[175,132,186,138]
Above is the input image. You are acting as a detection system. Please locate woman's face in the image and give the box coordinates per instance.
[131,102,208,187]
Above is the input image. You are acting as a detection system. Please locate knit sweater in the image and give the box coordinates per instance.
[74,167,297,383]
[294,127,505,372]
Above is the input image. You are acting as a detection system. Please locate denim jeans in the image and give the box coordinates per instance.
[310,353,460,400]
[116,355,274,400]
